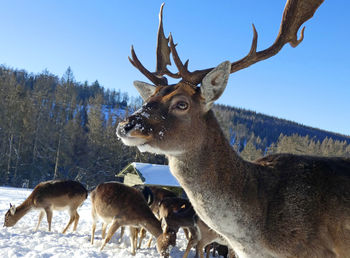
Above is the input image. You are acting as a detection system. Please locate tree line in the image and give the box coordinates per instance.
[0,65,349,189]
[0,66,165,189]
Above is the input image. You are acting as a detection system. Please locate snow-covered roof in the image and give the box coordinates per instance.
[131,162,180,187]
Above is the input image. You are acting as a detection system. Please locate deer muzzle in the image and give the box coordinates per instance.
[116,113,151,146]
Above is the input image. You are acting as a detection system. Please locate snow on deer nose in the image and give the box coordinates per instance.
[116,107,153,146]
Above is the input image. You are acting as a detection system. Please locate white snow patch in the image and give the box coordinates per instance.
[131,163,180,187]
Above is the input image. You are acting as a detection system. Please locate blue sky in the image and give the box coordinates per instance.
[0,1,349,136]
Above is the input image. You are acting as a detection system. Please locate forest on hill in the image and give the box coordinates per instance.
[1,66,349,189]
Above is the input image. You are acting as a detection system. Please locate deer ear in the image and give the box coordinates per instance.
[133,81,157,101]
[200,61,231,112]
[9,204,16,215]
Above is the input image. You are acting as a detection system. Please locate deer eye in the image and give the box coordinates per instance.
[175,101,188,110]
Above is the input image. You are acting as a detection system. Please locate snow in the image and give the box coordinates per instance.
[131,163,181,187]
[0,186,203,258]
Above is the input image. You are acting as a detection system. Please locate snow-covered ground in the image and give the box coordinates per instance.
[0,186,203,258]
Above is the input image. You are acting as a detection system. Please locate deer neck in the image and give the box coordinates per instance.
[141,215,163,238]
[168,110,249,192]
[167,111,257,232]
[13,198,33,223]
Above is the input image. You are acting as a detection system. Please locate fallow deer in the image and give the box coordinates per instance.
[128,184,178,249]
[159,197,232,258]
[148,185,177,218]
[3,180,87,233]
[90,181,175,256]
[117,1,350,257]
[182,218,234,258]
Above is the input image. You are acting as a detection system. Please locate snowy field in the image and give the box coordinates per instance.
[0,186,203,258]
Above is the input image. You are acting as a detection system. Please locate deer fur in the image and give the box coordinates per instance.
[117,61,350,257]
[3,180,87,233]
[127,184,178,249]
[90,181,175,256]
[159,197,232,258]
[117,1,350,256]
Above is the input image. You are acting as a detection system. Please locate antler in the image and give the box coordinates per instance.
[129,3,180,86]
[130,0,324,86]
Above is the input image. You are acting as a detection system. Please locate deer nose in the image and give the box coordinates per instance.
[117,119,135,137]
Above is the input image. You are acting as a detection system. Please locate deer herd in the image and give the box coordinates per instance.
[3,179,231,257]
[4,0,350,257]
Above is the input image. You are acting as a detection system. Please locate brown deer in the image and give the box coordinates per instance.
[126,184,177,249]
[3,180,87,233]
[90,181,175,256]
[117,1,350,257]
[159,197,232,258]
[182,218,235,258]
[118,185,178,250]
[148,185,177,218]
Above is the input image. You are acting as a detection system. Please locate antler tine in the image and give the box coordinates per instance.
[156,3,171,75]
[129,3,180,86]
[230,0,324,73]
[128,46,168,86]
[156,3,181,79]
[130,0,323,86]
[169,34,212,85]
[169,0,323,85]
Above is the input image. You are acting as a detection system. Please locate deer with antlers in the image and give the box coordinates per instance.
[117,1,350,257]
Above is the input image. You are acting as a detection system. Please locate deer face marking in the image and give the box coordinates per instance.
[117,82,205,156]
[117,61,231,156]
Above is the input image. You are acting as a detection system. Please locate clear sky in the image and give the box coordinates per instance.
[0,1,349,136]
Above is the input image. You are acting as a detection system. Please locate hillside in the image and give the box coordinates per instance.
[214,104,350,147]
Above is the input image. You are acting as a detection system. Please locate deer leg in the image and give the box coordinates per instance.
[228,248,236,258]
[129,226,138,255]
[100,219,120,251]
[45,208,53,232]
[146,237,153,248]
[101,223,107,239]
[183,236,197,258]
[91,222,96,245]
[119,226,125,243]
[62,210,76,234]
[196,241,206,258]
[183,228,191,240]
[72,212,80,231]
[35,210,45,231]
[91,208,97,245]
[205,244,211,258]
[138,227,147,249]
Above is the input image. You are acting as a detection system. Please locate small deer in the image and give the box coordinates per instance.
[128,184,178,249]
[117,1,350,257]
[3,180,87,233]
[90,181,175,256]
[182,218,234,258]
[148,185,177,218]
[159,197,231,258]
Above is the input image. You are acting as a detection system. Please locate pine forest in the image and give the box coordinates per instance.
[1,66,349,189]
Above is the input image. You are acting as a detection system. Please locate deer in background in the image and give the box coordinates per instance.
[159,197,233,258]
[117,1,350,257]
[148,185,177,218]
[90,181,175,256]
[3,180,87,233]
[127,184,178,250]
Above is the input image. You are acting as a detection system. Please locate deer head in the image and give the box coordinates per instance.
[4,204,17,227]
[117,0,324,156]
